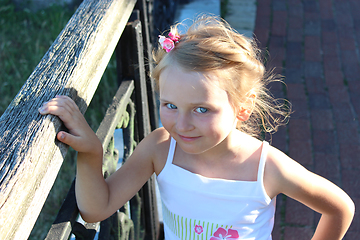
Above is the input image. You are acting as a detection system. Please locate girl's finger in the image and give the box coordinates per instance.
[57,131,78,148]
[55,95,79,112]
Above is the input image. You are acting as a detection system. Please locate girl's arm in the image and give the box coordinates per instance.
[266,147,355,240]
[39,96,157,222]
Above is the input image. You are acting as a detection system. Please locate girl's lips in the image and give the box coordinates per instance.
[178,134,200,142]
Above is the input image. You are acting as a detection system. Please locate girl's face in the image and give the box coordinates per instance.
[159,65,239,155]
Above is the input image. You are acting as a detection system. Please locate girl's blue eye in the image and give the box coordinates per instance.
[166,103,177,109]
[195,107,208,113]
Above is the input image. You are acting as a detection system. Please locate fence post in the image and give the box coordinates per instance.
[116,13,160,240]
[135,0,159,131]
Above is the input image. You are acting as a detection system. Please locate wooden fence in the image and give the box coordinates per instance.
[0,0,172,238]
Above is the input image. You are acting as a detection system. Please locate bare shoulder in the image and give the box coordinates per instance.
[263,145,312,199]
[140,127,171,175]
[264,145,353,207]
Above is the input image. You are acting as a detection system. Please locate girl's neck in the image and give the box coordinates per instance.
[173,130,263,181]
[178,130,257,166]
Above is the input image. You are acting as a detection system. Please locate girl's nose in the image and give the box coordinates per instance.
[176,113,194,132]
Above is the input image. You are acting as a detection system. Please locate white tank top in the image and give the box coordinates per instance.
[156,138,276,240]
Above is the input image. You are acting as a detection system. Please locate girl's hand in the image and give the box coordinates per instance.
[39,95,102,155]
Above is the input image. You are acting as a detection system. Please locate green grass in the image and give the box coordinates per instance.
[0,1,72,115]
[0,0,118,238]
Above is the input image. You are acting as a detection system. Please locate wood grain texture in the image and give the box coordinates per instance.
[0,0,136,239]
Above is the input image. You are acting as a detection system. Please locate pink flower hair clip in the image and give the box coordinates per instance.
[158,32,180,52]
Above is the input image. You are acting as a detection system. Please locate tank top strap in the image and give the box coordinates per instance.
[257,141,269,183]
[165,137,177,165]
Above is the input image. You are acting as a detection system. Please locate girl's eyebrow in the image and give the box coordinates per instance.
[159,98,210,106]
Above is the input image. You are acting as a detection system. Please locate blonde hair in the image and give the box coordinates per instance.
[152,15,290,139]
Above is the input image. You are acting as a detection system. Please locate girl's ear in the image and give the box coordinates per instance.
[236,93,256,122]
[237,107,252,121]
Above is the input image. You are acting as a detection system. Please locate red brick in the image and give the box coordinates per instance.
[289,139,313,165]
[286,42,302,68]
[321,19,336,32]
[285,198,314,226]
[342,169,360,199]
[348,81,360,93]
[285,68,303,83]
[272,195,285,240]
[314,152,340,184]
[308,93,330,109]
[321,31,338,57]
[287,83,306,100]
[288,0,303,16]
[349,1,360,22]
[290,100,309,119]
[287,27,303,42]
[339,144,360,169]
[328,85,350,103]
[332,102,357,123]
[312,129,337,153]
[272,11,288,37]
[347,198,360,232]
[304,1,319,14]
[268,80,285,93]
[339,35,356,51]
[288,16,303,29]
[304,19,321,36]
[310,109,334,130]
[289,119,312,140]
[256,0,271,17]
[254,0,271,46]
[324,69,344,86]
[323,54,342,73]
[333,1,353,28]
[304,61,323,79]
[268,49,285,69]
[305,77,327,94]
[345,231,360,240]
[322,31,338,45]
[350,95,360,119]
[305,36,322,61]
[319,0,334,19]
[271,126,288,153]
[336,121,360,145]
[254,28,269,47]
[283,226,314,240]
[341,51,360,80]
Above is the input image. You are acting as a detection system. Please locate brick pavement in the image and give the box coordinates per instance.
[254,0,360,239]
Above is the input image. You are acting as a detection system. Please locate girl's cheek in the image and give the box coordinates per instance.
[159,109,173,125]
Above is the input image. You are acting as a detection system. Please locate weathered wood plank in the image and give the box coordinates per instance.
[118,18,159,240]
[96,80,135,158]
[0,0,136,239]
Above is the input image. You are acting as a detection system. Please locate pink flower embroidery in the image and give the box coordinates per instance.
[210,227,240,240]
[194,225,203,235]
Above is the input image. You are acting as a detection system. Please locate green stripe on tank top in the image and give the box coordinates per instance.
[177,215,180,238]
[197,220,200,240]
[189,218,191,240]
[206,222,209,239]
[181,216,184,239]
[201,221,204,240]
[185,218,188,240]
[173,213,176,234]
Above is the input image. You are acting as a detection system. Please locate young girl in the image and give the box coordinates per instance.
[39,16,354,239]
